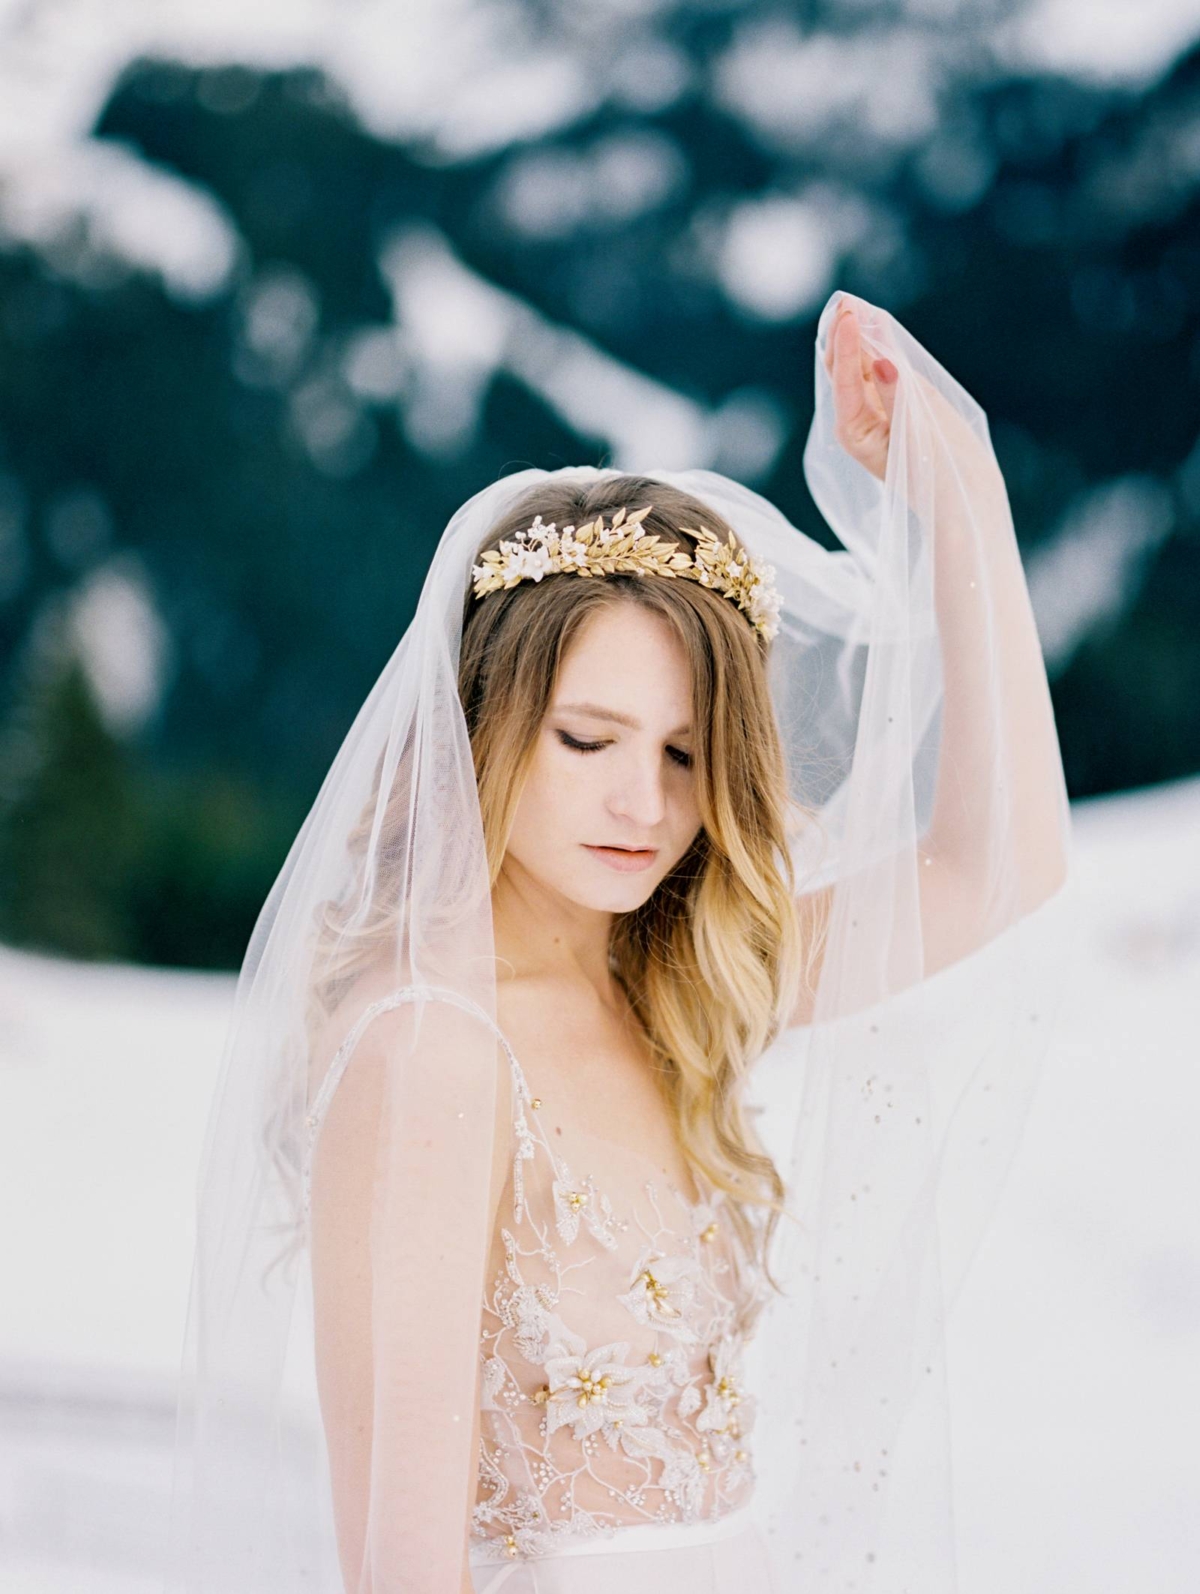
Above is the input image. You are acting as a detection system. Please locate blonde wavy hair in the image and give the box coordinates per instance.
[458,474,825,1298]
[276,475,828,1298]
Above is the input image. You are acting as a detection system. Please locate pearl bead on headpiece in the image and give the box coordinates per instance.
[471,503,783,642]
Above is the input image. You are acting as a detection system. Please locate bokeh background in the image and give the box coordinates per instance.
[0,2,1197,1591]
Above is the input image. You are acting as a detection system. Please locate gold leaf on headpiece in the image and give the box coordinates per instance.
[471,503,781,640]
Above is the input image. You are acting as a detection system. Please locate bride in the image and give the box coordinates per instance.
[163,294,1076,1594]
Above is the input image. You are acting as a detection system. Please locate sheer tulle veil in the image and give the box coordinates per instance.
[162,289,1078,1593]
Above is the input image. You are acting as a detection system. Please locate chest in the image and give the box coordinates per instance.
[494,993,699,1202]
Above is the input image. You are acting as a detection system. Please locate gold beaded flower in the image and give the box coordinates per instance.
[471,504,782,641]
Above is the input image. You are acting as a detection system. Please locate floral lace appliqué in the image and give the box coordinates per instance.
[471,1033,768,1565]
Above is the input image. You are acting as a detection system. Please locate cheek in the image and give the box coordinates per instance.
[510,743,589,840]
[670,765,703,825]
[673,798,703,856]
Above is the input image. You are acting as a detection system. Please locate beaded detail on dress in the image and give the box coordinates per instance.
[299,984,770,1568]
[471,1008,770,1565]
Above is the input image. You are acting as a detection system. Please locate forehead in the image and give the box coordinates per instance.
[553,604,693,729]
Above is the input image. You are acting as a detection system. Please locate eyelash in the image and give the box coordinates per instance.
[557,729,693,769]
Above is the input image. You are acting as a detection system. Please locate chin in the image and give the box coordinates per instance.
[560,875,662,914]
[546,855,671,914]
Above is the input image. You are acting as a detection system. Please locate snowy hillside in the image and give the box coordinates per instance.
[1,775,1197,1593]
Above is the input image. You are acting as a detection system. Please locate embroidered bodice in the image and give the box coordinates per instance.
[470,1010,770,1565]
[301,984,771,1568]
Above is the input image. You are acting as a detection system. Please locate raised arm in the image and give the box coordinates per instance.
[914,372,1068,914]
[751,294,1080,1591]
[788,296,1070,1022]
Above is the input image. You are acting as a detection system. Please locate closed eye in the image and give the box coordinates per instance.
[556,730,692,769]
[557,730,606,754]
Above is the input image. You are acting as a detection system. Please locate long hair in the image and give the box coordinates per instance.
[457,474,825,1296]
[286,474,828,1296]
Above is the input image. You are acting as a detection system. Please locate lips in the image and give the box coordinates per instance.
[583,844,659,874]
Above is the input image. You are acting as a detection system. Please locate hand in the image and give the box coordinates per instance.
[823,296,898,483]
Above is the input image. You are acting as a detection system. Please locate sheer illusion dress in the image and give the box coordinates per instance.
[306,984,780,1594]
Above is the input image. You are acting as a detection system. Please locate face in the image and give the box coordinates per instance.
[502,602,704,914]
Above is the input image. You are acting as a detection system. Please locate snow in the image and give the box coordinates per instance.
[1,773,1198,1589]
[1003,0,1200,86]
[949,774,1200,1594]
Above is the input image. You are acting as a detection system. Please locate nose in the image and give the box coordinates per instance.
[607,748,667,831]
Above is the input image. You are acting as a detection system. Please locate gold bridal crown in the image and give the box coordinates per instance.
[471,504,782,641]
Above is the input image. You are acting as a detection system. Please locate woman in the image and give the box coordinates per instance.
[164,293,1076,1594]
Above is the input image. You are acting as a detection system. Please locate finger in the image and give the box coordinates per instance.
[822,299,856,376]
[872,356,899,427]
[825,308,859,386]
[830,311,870,430]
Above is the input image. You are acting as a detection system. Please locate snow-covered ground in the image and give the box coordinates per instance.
[1,775,1197,1592]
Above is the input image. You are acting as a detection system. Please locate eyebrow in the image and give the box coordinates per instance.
[553,700,692,738]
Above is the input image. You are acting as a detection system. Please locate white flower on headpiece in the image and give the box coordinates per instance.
[556,531,590,571]
[502,544,553,583]
[747,564,783,640]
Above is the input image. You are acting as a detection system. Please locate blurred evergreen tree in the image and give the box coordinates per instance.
[1,14,1198,965]
[0,620,142,958]
[128,763,306,970]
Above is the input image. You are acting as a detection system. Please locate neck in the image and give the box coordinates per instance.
[491,857,618,1002]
